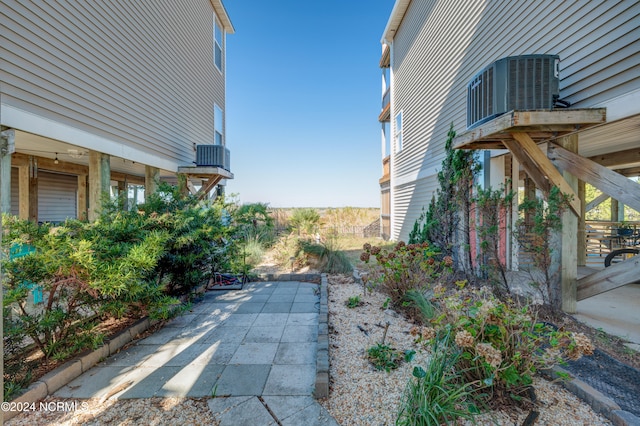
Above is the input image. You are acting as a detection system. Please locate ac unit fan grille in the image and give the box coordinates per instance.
[466,54,559,129]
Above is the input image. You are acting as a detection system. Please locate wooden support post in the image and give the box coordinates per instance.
[557,134,578,313]
[88,151,111,221]
[145,166,160,199]
[524,177,536,228]
[611,199,619,223]
[18,165,29,219]
[578,180,586,267]
[28,156,38,222]
[77,175,87,220]
[177,174,189,198]
[0,138,11,214]
[117,179,128,211]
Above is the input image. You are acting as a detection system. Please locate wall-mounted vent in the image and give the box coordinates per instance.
[196,145,230,170]
[467,54,560,129]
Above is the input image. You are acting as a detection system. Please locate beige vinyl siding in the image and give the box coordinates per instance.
[0,0,225,165]
[389,0,639,240]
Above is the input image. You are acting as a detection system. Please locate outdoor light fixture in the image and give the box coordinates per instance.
[54,153,59,164]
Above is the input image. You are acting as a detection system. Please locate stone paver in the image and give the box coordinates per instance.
[53,280,336,425]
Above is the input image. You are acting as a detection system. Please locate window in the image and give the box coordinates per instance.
[394,112,402,153]
[214,18,223,71]
[214,104,223,145]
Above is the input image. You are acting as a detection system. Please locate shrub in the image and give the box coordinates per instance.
[360,241,451,316]
[288,208,321,236]
[367,342,405,372]
[397,328,480,425]
[302,236,353,274]
[346,295,361,308]
[421,283,594,407]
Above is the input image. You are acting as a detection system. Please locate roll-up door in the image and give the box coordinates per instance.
[38,171,77,223]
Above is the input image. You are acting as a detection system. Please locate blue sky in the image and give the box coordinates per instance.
[223,1,394,208]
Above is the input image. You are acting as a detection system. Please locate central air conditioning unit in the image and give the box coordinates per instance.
[196,145,230,170]
[466,54,560,129]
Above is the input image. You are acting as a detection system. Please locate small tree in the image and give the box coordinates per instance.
[515,187,572,309]
[289,208,321,236]
[409,125,479,272]
[474,184,514,296]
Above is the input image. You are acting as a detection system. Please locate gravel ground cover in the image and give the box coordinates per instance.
[319,274,613,426]
[6,396,217,425]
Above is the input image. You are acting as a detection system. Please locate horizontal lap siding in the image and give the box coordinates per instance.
[390,0,639,240]
[0,0,223,165]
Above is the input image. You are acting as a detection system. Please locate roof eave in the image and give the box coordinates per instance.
[381,0,411,44]
[210,0,235,34]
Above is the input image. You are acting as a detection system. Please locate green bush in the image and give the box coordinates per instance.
[288,208,321,236]
[2,183,243,399]
[360,241,451,318]
[301,237,353,274]
[397,328,480,425]
[419,283,594,407]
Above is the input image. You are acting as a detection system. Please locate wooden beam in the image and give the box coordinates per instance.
[548,142,640,214]
[589,147,640,168]
[12,152,89,175]
[614,166,640,177]
[585,192,610,212]
[510,132,581,216]
[453,108,606,149]
[187,180,197,195]
[111,172,144,186]
[577,255,640,300]
[502,139,551,195]
[197,176,223,200]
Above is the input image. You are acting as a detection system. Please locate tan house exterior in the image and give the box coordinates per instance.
[1,0,234,222]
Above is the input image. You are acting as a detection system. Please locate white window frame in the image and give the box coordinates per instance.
[214,104,223,145]
[394,111,403,153]
[214,18,223,72]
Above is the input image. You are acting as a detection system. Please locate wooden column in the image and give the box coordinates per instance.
[557,134,578,313]
[18,165,29,219]
[577,180,587,266]
[28,157,38,222]
[177,174,189,198]
[77,174,87,221]
[611,199,619,223]
[88,151,111,221]
[0,139,11,214]
[524,177,536,227]
[145,166,160,199]
[117,179,128,211]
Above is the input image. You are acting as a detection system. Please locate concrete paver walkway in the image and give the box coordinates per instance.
[55,281,338,425]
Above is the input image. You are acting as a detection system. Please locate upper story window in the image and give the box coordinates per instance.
[394,111,403,153]
[214,18,223,72]
[214,104,223,145]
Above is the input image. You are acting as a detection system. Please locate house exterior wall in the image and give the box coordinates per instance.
[1,0,230,172]
[384,0,640,241]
